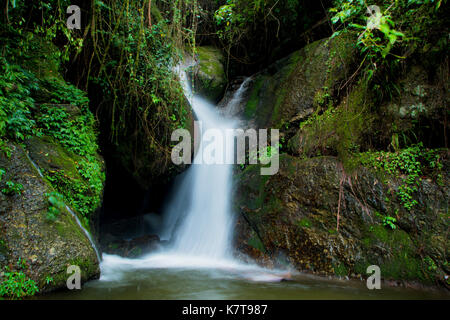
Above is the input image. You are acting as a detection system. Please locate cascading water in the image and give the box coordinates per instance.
[100,62,288,282]
[161,64,237,260]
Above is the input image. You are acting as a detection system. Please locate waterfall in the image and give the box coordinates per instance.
[161,64,243,260]
[65,205,101,263]
[99,65,290,283]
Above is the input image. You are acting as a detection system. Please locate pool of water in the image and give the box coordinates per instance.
[40,253,449,300]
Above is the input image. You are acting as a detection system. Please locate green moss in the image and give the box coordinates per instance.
[332,262,348,277]
[20,37,63,82]
[197,47,224,75]
[245,78,264,119]
[192,46,227,102]
[271,86,288,127]
[0,239,8,257]
[354,259,370,275]
[237,164,270,211]
[27,135,104,224]
[294,80,373,164]
[269,51,305,127]
[364,225,428,281]
[69,257,98,281]
[297,217,312,228]
[54,211,85,239]
[248,234,265,253]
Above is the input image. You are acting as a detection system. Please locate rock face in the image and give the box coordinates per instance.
[378,63,449,147]
[0,143,100,292]
[189,46,227,103]
[233,155,449,285]
[240,34,357,130]
[231,34,449,288]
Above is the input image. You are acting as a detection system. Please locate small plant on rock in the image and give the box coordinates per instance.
[0,259,39,299]
[45,191,65,222]
[1,181,23,195]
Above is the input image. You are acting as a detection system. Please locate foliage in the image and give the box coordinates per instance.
[424,256,437,272]
[45,191,65,222]
[88,1,188,135]
[358,143,443,210]
[1,181,23,196]
[73,0,195,182]
[329,0,447,92]
[0,58,38,142]
[376,212,397,230]
[0,54,104,221]
[35,103,98,158]
[44,165,103,226]
[3,0,84,63]
[0,259,39,299]
[0,4,105,221]
[296,81,371,163]
[45,276,54,285]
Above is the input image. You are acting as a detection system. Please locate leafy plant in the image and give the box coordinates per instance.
[383,216,397,230]
[359,143,443,210]
[424,256,437,272]
[0,58,38,142]
[1,181,23,195]
[45,191,65,222]
[0,259,39,299]
[329,0,446,98]
[375,211,397,230]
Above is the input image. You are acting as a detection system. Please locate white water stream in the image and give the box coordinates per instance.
[164,64,237,259]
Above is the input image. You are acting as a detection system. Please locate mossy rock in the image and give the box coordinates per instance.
[25,135,105,223]
[0,142,100,293]
[242,33,358,130]
[188,46,227,103]
[287,79,374,161]
[233,155,449,285]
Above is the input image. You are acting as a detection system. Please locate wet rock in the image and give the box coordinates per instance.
[233,155,449,284]
[188,46,227,103]
[102,234,162,258]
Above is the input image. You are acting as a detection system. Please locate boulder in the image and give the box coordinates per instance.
[287,80,373,158]
[241,34,358,130]
[189,46,227,103]
[233,155,449,285]
[0,142,100,292]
